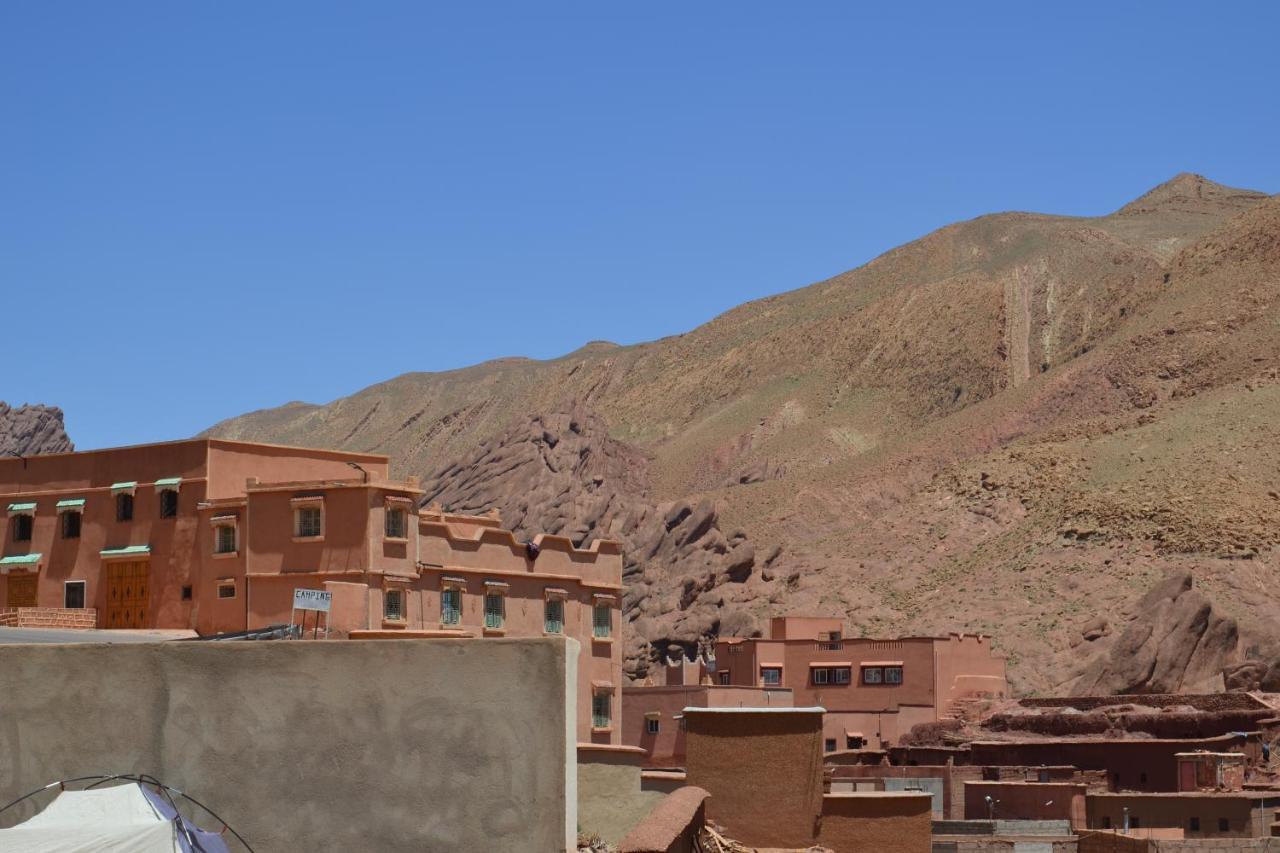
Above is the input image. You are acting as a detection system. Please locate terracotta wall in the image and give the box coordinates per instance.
[624,686,793,767]
[1086,794,1255,836]
[816,792,932,853]
[206,441,388,500]
[963,781,1087,827]
[684,709,825,848]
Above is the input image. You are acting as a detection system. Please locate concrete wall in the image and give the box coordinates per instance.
[684,708,824,848]
[0,638,578,853]
[577,745,666,845]
[817,791,932,852]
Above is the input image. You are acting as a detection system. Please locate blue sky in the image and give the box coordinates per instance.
[3,2,1278,450]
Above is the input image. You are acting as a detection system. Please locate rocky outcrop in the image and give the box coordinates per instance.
[420,407,764,678]
[0,403,73,457]
[1071,572,1240,695]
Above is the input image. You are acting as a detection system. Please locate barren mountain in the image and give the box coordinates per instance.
[207,173,1280,693]
[0,403,73,457]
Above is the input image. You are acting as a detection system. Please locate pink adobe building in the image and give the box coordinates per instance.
[0,438,624,744]
[712,616,1007,750]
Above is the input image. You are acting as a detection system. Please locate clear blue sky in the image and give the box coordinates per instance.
[3,2,1277,450]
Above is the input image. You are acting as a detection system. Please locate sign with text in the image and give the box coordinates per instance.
[292,588,332,613]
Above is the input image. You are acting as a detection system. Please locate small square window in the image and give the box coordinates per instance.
[884,666,903,684]
[385,506,407,539]
[761,667,782,686]
[159,489,178,519]
[646,717,660,735]
[813,668,830,685]
[384,588,405,621]
[718,671,731,685]
[217,581,236,599]
[295,505,322,538]
[62,511,81,539]
[12,514,33,542]
[834,667,852,684]
[181,585,193,601]
[117,493,134,522]
[63,581,86,609]
[824,738,837,753]
[862,667,883,684]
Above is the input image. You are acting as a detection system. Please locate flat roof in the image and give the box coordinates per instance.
[682,706,825,714]
[824,791,933,799]
[0,436,389,464]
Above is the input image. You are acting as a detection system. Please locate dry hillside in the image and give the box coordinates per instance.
[206,173,1280,694]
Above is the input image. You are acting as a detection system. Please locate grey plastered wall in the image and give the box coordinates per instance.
[577,750,666,844]
[885,776,944,817]
[0,637,578,853]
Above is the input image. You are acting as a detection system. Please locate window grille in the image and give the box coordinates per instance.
[217,581,235,599]
[592,693,611,729]
[159,489,178,519]
[834,667,851,684]
[884,666,903,684]
[296,506,322,538]
[385,507,406,539]
[484,593,504,629]
[862,667,883,684]
[62,511,81,539]
[544,598,564,634]
[384,589,404,621]
[117,494,134,522]
[592,604,611,638]
[812,668,830,685]
[646,718,659,735]
[441,588,461,625]
[215,524,236,554]
[13,515,32,542]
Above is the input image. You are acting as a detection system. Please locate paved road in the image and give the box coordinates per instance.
[0,627,195,644]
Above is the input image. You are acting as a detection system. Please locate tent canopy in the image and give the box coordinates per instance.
[0,783,230,853]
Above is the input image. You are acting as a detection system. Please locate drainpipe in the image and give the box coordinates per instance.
[244,486,252,632]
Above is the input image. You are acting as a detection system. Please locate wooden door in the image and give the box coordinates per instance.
[105,561,150,628]
[6,574,37,608]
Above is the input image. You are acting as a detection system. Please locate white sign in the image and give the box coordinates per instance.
[293,588,332,613]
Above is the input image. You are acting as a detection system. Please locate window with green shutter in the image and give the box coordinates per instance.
[592,603,611,638]
[484,593,504,629]
[592,692,611,729]
[441,588,461,625]
[544,598,564,634]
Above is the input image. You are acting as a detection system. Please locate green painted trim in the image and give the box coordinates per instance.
[110,481,138,492]
[55,498,86,509]
[0,553,41,565]
[99,545,151,557]
[7,502,37,512]
[154,477,182,488]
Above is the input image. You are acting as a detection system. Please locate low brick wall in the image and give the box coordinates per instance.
[0,608,97,628]
[619,786,708,853]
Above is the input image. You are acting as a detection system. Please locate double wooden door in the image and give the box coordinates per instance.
[6,574,37,608]
[105,560,150,628]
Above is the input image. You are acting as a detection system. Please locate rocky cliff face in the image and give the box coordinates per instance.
[0,403,73,457]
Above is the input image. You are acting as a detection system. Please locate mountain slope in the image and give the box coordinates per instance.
[207,174,1279,691]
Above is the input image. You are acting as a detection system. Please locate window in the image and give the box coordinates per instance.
[592,692,611,729]
[813,667,830,685]
[181,585,193,601]
[385,506,407,539]
[761,667,782,686]
[217,580,236,599]
[863,666,883,684]
[64,581,86,609]
[484,593,504,629]
[718,671,731,685]
[1189,817,1200,832]
[1218,818,1229,832]
[593,603,611,638]
[884,666,903,684]
[62,511,81,539]
[646,717,660,735]
[1130,816,1140,829]
[215,524,237,555]
[117,493,133,522]
[824,738,837,753]
[834,667,851,684]
[544,598,564,634]
[12,514,32,542]
[384,589,405,621]
[295,505,322,538]
[441,588,461,625]
[846,735,863,749]
[1102,817,1111,830]
[159,489,178,519]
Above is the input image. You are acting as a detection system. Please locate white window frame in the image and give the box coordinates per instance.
[884,666,904,684]
[834,667,852,685]
[862,666,884,685]
[63,580,87,609]
[761,666,782,687]
[211,516,238,557]
[812,667,830,685]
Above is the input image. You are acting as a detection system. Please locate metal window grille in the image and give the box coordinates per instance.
[159,489,178,519]
[384,590,404,621]
[863,667,883,684]
[441,588,461,625]
[884,666,903,684]
[646,718,659,735]
[592,693,610,728]
[215,524,236,554]
[117,494,133,522]
[13,515,32,542]
[296,507,322,537]
[62,511,81,539]
[217,582,235,599]
[592,604,611,638]
[385,508,406,539]
[484,594,504,629]
[834,667,851,684]
[544,599,563,634]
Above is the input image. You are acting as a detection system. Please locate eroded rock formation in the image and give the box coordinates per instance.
[0,403,73,457]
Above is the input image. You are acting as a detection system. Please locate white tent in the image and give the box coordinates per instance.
[0,783,232,853]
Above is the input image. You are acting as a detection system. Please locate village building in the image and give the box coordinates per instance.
[712,616,1008,749]
[622,683,793,767]
[0,438,623,744]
